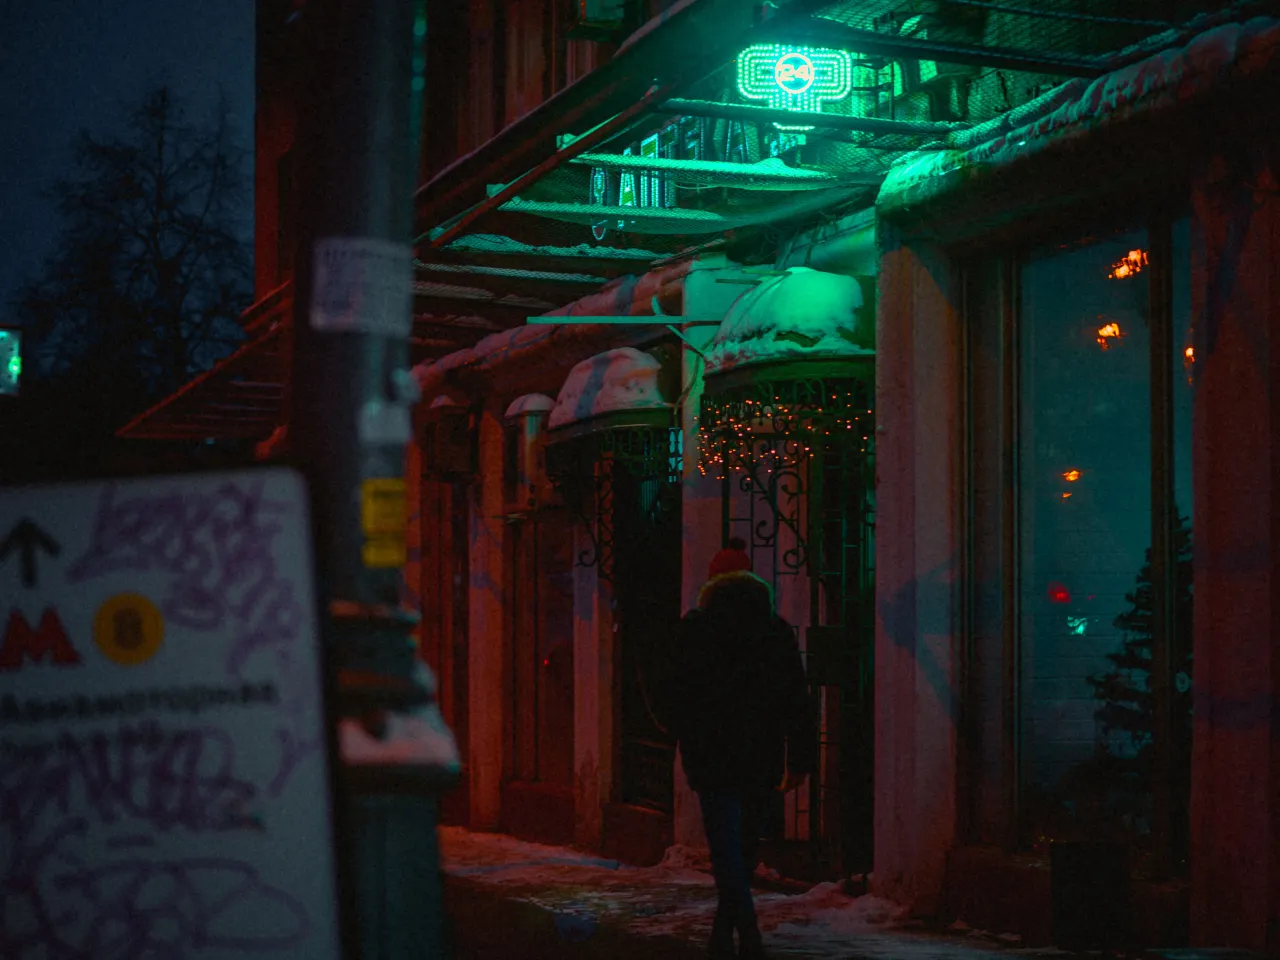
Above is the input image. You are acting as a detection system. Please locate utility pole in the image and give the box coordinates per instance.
[290,1,460,958]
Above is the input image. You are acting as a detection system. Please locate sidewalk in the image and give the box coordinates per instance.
[439,827,1074,960]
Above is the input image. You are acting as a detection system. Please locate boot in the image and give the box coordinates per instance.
[738,924,766,959]
[708,914,735,959]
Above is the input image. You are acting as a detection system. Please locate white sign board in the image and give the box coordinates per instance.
[310,236,413,337]
[0,468,343,960]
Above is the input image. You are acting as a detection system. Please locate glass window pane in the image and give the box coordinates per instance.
[1018,229,1152,848]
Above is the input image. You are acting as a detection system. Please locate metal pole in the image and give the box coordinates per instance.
[290,2,460,958]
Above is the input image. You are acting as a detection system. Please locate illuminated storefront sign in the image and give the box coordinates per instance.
[0,329,21,397]
[736,43,854,131]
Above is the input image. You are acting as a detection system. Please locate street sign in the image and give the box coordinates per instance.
[0,468,343,960]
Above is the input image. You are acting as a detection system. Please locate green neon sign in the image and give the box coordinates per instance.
[0,329,21,396]
[736,43,854,131]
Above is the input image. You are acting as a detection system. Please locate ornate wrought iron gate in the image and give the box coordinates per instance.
[547,418,683,812]
[700,361,875,874]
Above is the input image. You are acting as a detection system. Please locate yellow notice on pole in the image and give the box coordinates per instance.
[361,478,406,568]
[360,478,406,536]
[362,538,407,569]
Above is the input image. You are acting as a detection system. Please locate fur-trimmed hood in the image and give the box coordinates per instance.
[697,570,774,618]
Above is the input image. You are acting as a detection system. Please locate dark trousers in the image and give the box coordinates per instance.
[698,789,766,943]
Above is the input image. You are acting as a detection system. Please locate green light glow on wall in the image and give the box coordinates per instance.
[901,16,938,84]
[736,43,854,131]
[0,329,21,396]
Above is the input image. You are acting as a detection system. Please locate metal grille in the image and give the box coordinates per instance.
[700,366,875,874]
[545,421,683,581]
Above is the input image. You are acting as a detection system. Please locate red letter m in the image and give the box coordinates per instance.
[0,608,81,670]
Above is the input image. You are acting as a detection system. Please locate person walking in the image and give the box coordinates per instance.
[660,538,818,959]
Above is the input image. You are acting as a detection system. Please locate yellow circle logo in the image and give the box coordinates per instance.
[93,593,164,666]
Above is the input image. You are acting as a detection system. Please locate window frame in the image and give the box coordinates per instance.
[958,209,1187,875]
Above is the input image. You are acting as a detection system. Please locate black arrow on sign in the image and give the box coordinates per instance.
[0,518,60,588]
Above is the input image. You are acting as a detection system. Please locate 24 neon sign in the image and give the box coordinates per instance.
[737,44,854,131]
[774,52,815,93]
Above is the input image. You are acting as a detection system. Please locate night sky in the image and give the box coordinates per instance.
[0,0,256,327]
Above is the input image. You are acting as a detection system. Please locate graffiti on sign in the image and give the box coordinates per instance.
[0,469,342,960]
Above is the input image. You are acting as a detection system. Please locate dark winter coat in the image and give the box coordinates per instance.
[658,571,819,795]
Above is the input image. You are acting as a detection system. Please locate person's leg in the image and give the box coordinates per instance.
[698,790,756,957]
[735,792,767,956]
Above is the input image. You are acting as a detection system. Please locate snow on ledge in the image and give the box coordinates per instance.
[549,347,671,430]
[704,267,873,376]
[879,16,1280,210]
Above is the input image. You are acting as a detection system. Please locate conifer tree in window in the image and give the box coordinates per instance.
[1086,512,1193,857]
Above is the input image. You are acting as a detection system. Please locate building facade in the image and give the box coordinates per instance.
[122,0,1280,952]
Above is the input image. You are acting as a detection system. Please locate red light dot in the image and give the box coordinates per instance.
[1048,582,1071,604]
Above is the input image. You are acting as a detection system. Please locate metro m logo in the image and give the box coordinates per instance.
[0,608,81,670]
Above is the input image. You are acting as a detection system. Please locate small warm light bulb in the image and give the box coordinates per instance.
[1062,469,1081,482]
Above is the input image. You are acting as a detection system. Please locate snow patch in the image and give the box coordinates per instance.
[504,393,556,419]
[439,828,1052,959]
[548,347,672,430]
[880,16,1280,209]
[656,843,712,873]
[439,232,659,261]
[704,267,873,375]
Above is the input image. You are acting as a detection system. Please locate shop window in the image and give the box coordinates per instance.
[1018,229,1154,846]
[965,218,1194,873]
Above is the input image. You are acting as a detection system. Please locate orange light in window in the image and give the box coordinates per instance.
[1062,492,1073,499]
[1108,248,1148,279]
[1062,469,1081,482]
[1097,322,1123,349]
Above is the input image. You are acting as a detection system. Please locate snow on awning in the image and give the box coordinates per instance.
[704,267,873,377]
[548,347,673,432]
[878,16,1280,213]
[504,393,555,420]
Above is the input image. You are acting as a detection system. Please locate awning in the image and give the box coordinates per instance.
[548,347,674,434]
[703,267,873,377]
[122,0,1262,443]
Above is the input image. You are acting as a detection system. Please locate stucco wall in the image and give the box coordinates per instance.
[873,230,962,915]
[468,400,508,829]
[1188,148,1280,953]
[573,508,616,851]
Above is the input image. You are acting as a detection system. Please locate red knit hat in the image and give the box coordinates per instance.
[707,537,752,579]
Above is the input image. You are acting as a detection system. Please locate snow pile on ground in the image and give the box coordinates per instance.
[704,267,874,376]
[440,826,622,884]
[755,883,907,934]
[654,843,714,876]
[548,346,672,429]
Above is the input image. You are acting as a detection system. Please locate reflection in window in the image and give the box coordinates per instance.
[1018,229,1152,849]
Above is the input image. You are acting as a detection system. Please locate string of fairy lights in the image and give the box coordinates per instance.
[697,381,874,477]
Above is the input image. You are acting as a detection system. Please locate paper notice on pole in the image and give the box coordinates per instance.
[0,468,343,960]
[311,236,413,336]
